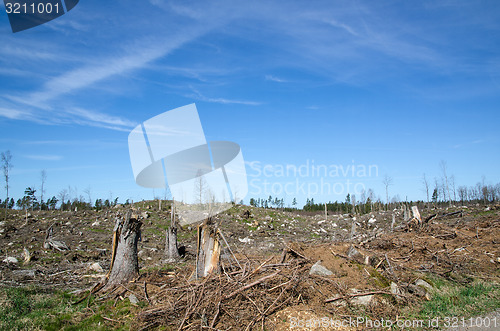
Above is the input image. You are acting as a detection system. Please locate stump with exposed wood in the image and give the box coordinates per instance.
[195,218,221,279]
[106,210,142,287]
[165,202,181,262]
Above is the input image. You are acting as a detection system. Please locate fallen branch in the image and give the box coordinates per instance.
[102,316,122,324]
[437,211,462,219]
[224,271,280,300]
[325,290,400,303]
[286,245,311,262]
[144,281,151,304]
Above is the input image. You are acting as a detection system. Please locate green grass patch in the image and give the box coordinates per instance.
[476,209,497,217]
[368,268,391,288]
[0,286,140,330]
[404,278,500,325]
[419,281,499,318]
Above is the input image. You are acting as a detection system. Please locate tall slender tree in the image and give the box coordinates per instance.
[1,150,13,221]
[422,173,430,204]
[40,170,47,210]
[382,174,393,209]
[440,160,452,206]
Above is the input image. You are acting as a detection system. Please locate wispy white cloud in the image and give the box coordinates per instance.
[17,36,193,106]
[24,154,63,161]
[453,139,485,149]
[306,105,320,110]
[188,88,261,106]
[0,107,32,120]
[322,18,359,37]
[0,6,231,131]
[65,107,137,129]
[265,75,288,83]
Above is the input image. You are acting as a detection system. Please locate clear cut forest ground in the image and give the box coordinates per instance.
[0,202,499,330]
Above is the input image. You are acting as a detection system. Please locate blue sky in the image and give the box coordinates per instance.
[0,0,499,207]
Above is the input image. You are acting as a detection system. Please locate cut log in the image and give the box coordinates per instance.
[425,213,437,223]
[195,218,221,279]
[437,211,463,219]
[106,210,142,287]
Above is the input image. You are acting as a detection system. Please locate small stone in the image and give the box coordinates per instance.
[3,257,18,263]
[13,269,35,277]
[347,245,361,258]
[349,289,373,306]
[89,262,104,273]
[309,260,333,276]
[128,294,139,305]
[416,279,433,291]
[390,282,402,296]
[238,237,253,244]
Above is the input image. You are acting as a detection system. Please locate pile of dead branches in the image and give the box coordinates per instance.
[138,247,314,330]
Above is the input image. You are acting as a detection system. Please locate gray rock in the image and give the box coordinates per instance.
[416,279,433,291]
[89,262,104,273]
[128,294,139,305]
[351,294,373,306]
[3,256,18,263]
[13,269,36,277]
[390,282,403,296]
[416,279,433,300]
[309,260,333,276]
[238,237,253,244]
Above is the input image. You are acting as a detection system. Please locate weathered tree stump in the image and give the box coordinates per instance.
[195,218,221,279]
[165,202,180,262]
[106,210,142,287]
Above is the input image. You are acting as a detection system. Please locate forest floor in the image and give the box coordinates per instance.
[0,202,499,330]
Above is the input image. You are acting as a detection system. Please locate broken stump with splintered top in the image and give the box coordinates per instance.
[195,218,221,279]
[106,210,142,287]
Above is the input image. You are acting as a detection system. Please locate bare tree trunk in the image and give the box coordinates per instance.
[165,201,180,262]
[324,203,327,222]
[106,210,142,287]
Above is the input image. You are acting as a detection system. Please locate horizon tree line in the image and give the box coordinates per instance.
[1,151,499,214]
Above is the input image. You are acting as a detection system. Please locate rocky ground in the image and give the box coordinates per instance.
[0,202,499,330]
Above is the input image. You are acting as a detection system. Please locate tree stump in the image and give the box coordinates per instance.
[106,210,142,287]
[165,202,181,262]
[165,227,180,261]
[195,218,221,279]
